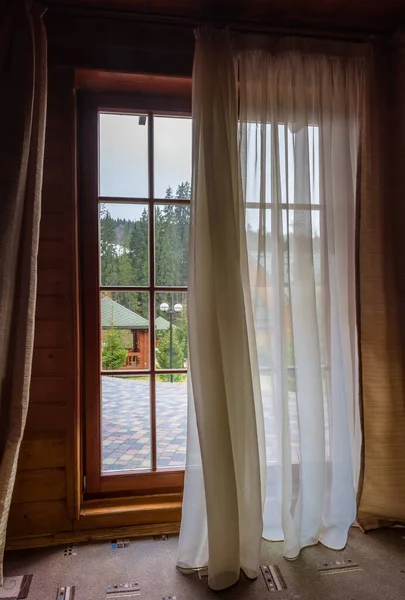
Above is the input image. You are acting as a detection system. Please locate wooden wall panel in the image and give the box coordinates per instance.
[40,213,68,240]
[37,269,68,295]
[32,349,68,376]
[12,469,66,503]
[18,437,66,470]
[34,319,67,348]
[35,301,68,324]
[45,13,194,77]
[41,184,72,214]
[38,240,68,270]
[25,406,68,433]
[7,501,72,538]
[30,376,69,405]
[42,157,69,188]
[7,64,78,543]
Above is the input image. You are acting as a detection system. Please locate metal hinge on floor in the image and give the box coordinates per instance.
[83,475,87,492]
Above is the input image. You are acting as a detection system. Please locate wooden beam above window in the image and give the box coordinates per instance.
[75,69,191,97]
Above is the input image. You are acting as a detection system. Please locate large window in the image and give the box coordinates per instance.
[79,92,191,495]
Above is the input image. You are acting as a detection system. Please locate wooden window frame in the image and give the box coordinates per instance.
[78,90,191,497]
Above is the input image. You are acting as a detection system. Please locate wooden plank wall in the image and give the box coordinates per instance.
[7,66,77,541]
[5,12,193,546]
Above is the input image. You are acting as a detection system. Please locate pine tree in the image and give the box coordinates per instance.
[117,252,133,286]
[129,207,148,286]
[165,186,174,199]
[174,182,190,285]
[100,205,119,285]
[102,329,127,370]
[175,181,191,199]
[156,328,184,370]
[175,311,189,362]
[155,205,169,286]
[127,207,149,316]
[160,205,177,285]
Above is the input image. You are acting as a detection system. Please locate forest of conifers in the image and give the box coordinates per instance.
[100,183,190,371]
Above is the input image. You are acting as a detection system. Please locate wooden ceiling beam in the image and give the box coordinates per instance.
[44,0,405,36]
[75,70,191,95]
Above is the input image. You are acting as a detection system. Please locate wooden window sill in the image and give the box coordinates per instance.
[76,492,183,532]
[80,492,183,517]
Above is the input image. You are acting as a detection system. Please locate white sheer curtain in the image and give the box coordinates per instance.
[177,31,265,591]
[178,31,363,589]
[239,50,363,558]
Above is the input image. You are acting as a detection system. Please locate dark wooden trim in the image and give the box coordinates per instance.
[78,93,102,494]
[101,369,187,376]
[99,197,191,205]
[77,90,191,116]
[100,286,188,292]
[97,471,184,495]
[75,69,192,97]
[148,111,157,472]
[71,74,83,521]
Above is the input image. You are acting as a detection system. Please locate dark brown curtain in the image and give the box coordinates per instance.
[0,0,47,582]
[357,38,405,529]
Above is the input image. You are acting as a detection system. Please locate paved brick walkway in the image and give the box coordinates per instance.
[102,377,187,471]
[102,376,328,473]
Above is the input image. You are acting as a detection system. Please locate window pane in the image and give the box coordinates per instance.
[99,113,148,198]
[155,292,188,371]
[101,291,149,371]
[154,116,192,199]
[155,204,190,286]
[102,374,151,472]
[156,375,187,470]
[100,203,149,286]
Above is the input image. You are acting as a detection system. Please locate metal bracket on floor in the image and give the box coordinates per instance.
[261,565,287,592]
[106,583,140,598]
[111,539,130,549]
[56,586,75,600]
[316,559,361,575]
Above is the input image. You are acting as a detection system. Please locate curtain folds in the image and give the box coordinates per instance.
[178,31,364,589]
[177,31,264,591]
[238,51,363,558]
[357,39,405,530]
[0,0,47,583]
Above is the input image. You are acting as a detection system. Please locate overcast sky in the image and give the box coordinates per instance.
[99,113,192,221]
